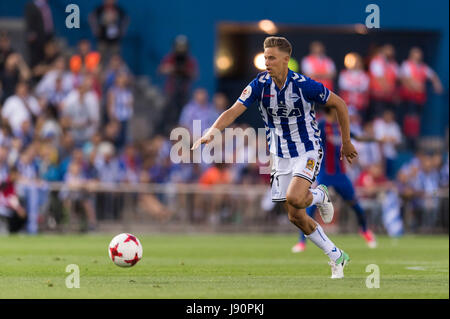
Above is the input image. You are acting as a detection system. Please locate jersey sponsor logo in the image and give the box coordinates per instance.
[306,158,315,171]
[266,107,301,117]
[240,85,252,101]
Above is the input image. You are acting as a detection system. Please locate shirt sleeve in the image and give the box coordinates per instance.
[425,64,436,79]
[338,71,351,91]
[301,57,313,75]
[237,76,263,107]
[301,76,330,105]
[399,62,411,78]
[370,59,384,77]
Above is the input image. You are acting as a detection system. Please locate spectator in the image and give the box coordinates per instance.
[368,44,399,119]
[399,47,443,150]
[94,142,122,183]
[0,53,31,104]
[15,143,49,234]
[60,76,100,146]
[16,145,39,180]
[373,110,402,179]
[89,0,129,64]
[410,153,441,233]
[0,31,15,73]
[301,41,336,91]
[338,52,370,122]
[212,92,228,115]
[119,144,141,184]
[196,162,232,223]
[1,81,42,144]
[106,71,133,150]
[60,160,97,232]
[57,132,75,179]
[103,120,121,148]
[82,132,102,159]
[35,56,74,118]
[102,53,130,94]
[179,88,216,134]
[439,152,449,188]
[94,142,124,219]
[356,162,393,231]
[158,35,198,135]
[0,146,10,182]
[31,39,61,82]
[69,39,102,84]
[37,143,60,182]
[0,122,13,148]
[346,112,382,184]
[24,0,54,68]
[0,167,27,234]
[354,120,383,170]
[36,107,63,147]
[6,138,22,168]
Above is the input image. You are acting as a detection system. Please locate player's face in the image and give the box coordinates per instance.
[264,47,289,78]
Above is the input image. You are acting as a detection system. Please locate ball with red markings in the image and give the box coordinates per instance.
[108,233,143,267]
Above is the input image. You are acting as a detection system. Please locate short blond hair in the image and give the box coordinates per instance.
[263,36,292,56]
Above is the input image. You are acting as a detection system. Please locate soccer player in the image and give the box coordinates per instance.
[192,37,358,279]
[291,107,377,253]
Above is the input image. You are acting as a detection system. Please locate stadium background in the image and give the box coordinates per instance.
[1,0,448,135]
[0,0,448,301]
[0,0,448,236]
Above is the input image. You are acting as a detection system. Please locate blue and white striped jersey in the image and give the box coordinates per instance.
[237,69,330,158]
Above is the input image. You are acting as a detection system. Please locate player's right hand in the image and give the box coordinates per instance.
[340,140,358,164]
[191,135,213,150]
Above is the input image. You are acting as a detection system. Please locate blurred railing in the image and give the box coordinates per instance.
[16,180,449,234]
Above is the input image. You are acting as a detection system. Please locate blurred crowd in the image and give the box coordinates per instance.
[0,0,448,235]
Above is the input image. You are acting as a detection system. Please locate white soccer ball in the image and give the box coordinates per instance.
[108,233,143,267]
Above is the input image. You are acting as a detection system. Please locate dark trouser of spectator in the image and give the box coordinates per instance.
[98,40,120,66]
[47,190,65,229]
[116,120,128,150]
[27,35,53,68]
[8,211,27,233]
[385,157,396,180]
[158,91,189,136]
[409,205,439,234]
[96,193,124,220]
[369,99,396,120]
[400,101,423,151]
[358,107,372,125]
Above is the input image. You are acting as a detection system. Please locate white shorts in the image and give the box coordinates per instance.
[271,148,323,202]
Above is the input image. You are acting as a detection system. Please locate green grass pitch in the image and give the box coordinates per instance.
[0,233,448,299]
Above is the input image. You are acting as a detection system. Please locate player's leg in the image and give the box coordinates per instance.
[292,205,316,253]
[335,175,377,248]
[272,153,349,278]
[285,201,349,278]
[286,149,334,223]
[286,176,334,224]
[293,173,329,252]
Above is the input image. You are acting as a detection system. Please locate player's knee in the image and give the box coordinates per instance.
[286,193,309,209]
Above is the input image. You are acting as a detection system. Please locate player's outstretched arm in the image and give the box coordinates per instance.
[191,101,247,150]
[324,92,358,164]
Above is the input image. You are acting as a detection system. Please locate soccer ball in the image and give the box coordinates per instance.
[108,233,143,267]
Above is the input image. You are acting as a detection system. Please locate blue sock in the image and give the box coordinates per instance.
[351,202,367,232]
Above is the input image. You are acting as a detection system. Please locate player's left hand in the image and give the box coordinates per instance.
[340,141,358,164]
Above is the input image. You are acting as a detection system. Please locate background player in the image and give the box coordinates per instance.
[192,36,358,279]
[292,107,377,253]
